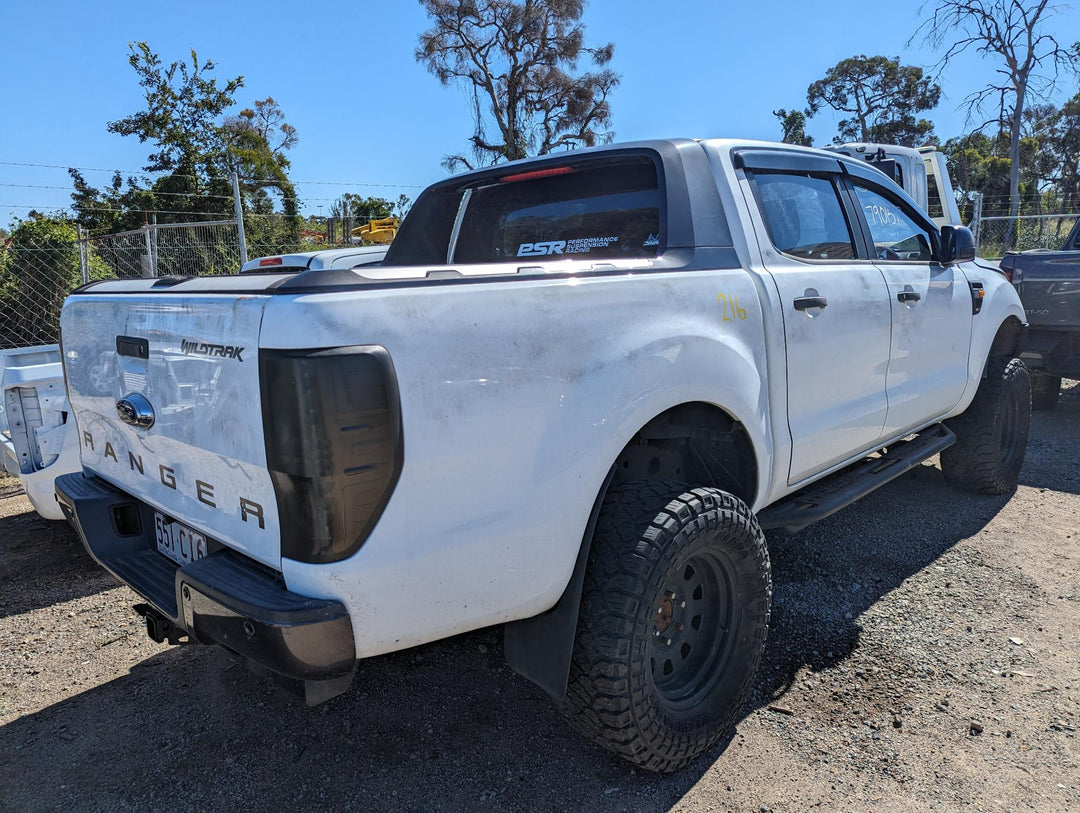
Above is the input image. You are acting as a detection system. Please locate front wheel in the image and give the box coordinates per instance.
[557,482,771,773]
[941,356,1030,494]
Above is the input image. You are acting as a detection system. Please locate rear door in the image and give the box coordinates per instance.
[846,176,972,436]
[742,154,892,484]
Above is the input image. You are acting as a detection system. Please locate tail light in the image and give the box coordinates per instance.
[498,166,576,183]
[260,346,402,564]
[999,256,1016,283]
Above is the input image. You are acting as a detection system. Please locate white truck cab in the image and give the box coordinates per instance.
[826,143,963,228]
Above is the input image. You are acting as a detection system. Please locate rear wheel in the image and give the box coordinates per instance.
[557,481,771,773]
[941,357,1030,494]
[1031,371,1061,411]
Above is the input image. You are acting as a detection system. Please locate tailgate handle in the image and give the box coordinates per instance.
[116,336,149,359]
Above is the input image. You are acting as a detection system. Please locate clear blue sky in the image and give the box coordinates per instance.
[2,0,1079,228]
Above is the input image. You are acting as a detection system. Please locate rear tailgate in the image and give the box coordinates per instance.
[1009,250,1080,330]
[61,292,280,569]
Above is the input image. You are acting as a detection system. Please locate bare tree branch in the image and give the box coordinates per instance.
[916,0,1079,247]
[416,0,619,166]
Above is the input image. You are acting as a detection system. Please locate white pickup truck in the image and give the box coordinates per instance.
[56,138,1028,772]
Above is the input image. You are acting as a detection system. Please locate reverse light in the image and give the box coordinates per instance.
[260,346,403,564]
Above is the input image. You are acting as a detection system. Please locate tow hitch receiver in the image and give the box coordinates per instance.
[134,603,188,645]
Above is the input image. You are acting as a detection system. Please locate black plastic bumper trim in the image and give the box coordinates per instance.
[55,472,356,681]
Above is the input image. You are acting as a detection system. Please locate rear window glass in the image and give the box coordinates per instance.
[453,157,662,263]
[754,173,856,260]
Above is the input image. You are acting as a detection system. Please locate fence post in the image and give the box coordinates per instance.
[77,226,89,285]
[150,213,159,277]
[231,171,248,266]
[141,223,154,277]
[970,192,984,243]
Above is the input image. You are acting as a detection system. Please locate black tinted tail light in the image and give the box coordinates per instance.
[260,346,402,564]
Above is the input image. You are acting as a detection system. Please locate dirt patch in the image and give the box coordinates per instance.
[1,385,1077,811]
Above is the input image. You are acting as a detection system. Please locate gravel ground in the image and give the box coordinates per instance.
[1,383,1077,812]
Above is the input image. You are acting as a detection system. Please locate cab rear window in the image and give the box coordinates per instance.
[454,157,661,263]
[384,154,663,266]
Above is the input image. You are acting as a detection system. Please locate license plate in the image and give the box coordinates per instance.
[154,512,208,566]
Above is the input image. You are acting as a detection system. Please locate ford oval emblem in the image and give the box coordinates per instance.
[116,393,155,429]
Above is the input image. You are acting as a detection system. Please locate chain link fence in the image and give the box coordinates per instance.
[0,215,380,349]
[2,219,252,348]
[0,242,86,349]
[90,220,245,279]
[974,213,1080,260]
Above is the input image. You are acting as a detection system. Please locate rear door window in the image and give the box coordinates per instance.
[452,156,663,263]
[753,173,856,260]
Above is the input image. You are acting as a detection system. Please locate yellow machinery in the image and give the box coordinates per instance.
[351,217,399,244]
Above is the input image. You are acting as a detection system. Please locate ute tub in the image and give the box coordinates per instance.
[54,472,356,682]
[0,344,80,520]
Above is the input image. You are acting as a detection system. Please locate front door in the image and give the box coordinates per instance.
[849,180,973,437]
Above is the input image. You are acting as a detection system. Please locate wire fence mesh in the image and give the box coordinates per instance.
[974,214,1080,260]
[88,227,154,279]
[0,215,384,349]
[89,220,246,279]
[0,243,85,349]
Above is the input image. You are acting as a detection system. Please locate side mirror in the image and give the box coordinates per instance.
[939,225,976,265]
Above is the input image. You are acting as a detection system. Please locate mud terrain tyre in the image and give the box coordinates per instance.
[1030,371,1061,411]
[941,356,1030,494]
[557,481,771,773]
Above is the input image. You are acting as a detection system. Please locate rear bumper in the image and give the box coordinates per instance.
[55,472,355,682]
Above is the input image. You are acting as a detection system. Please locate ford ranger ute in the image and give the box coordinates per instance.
[56,139,1029,773]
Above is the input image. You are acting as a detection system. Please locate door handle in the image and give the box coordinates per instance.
[897,290,922,303]
[793,296,828,311]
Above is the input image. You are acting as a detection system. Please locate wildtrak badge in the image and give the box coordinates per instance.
[180,339,245,362]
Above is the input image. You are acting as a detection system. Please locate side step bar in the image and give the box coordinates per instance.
[758,424,956,533]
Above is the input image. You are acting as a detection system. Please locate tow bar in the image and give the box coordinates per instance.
[133,604,188,645]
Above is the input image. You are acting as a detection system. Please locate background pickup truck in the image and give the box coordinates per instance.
[1000,219,1080,409]
[55,138,1029,773]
